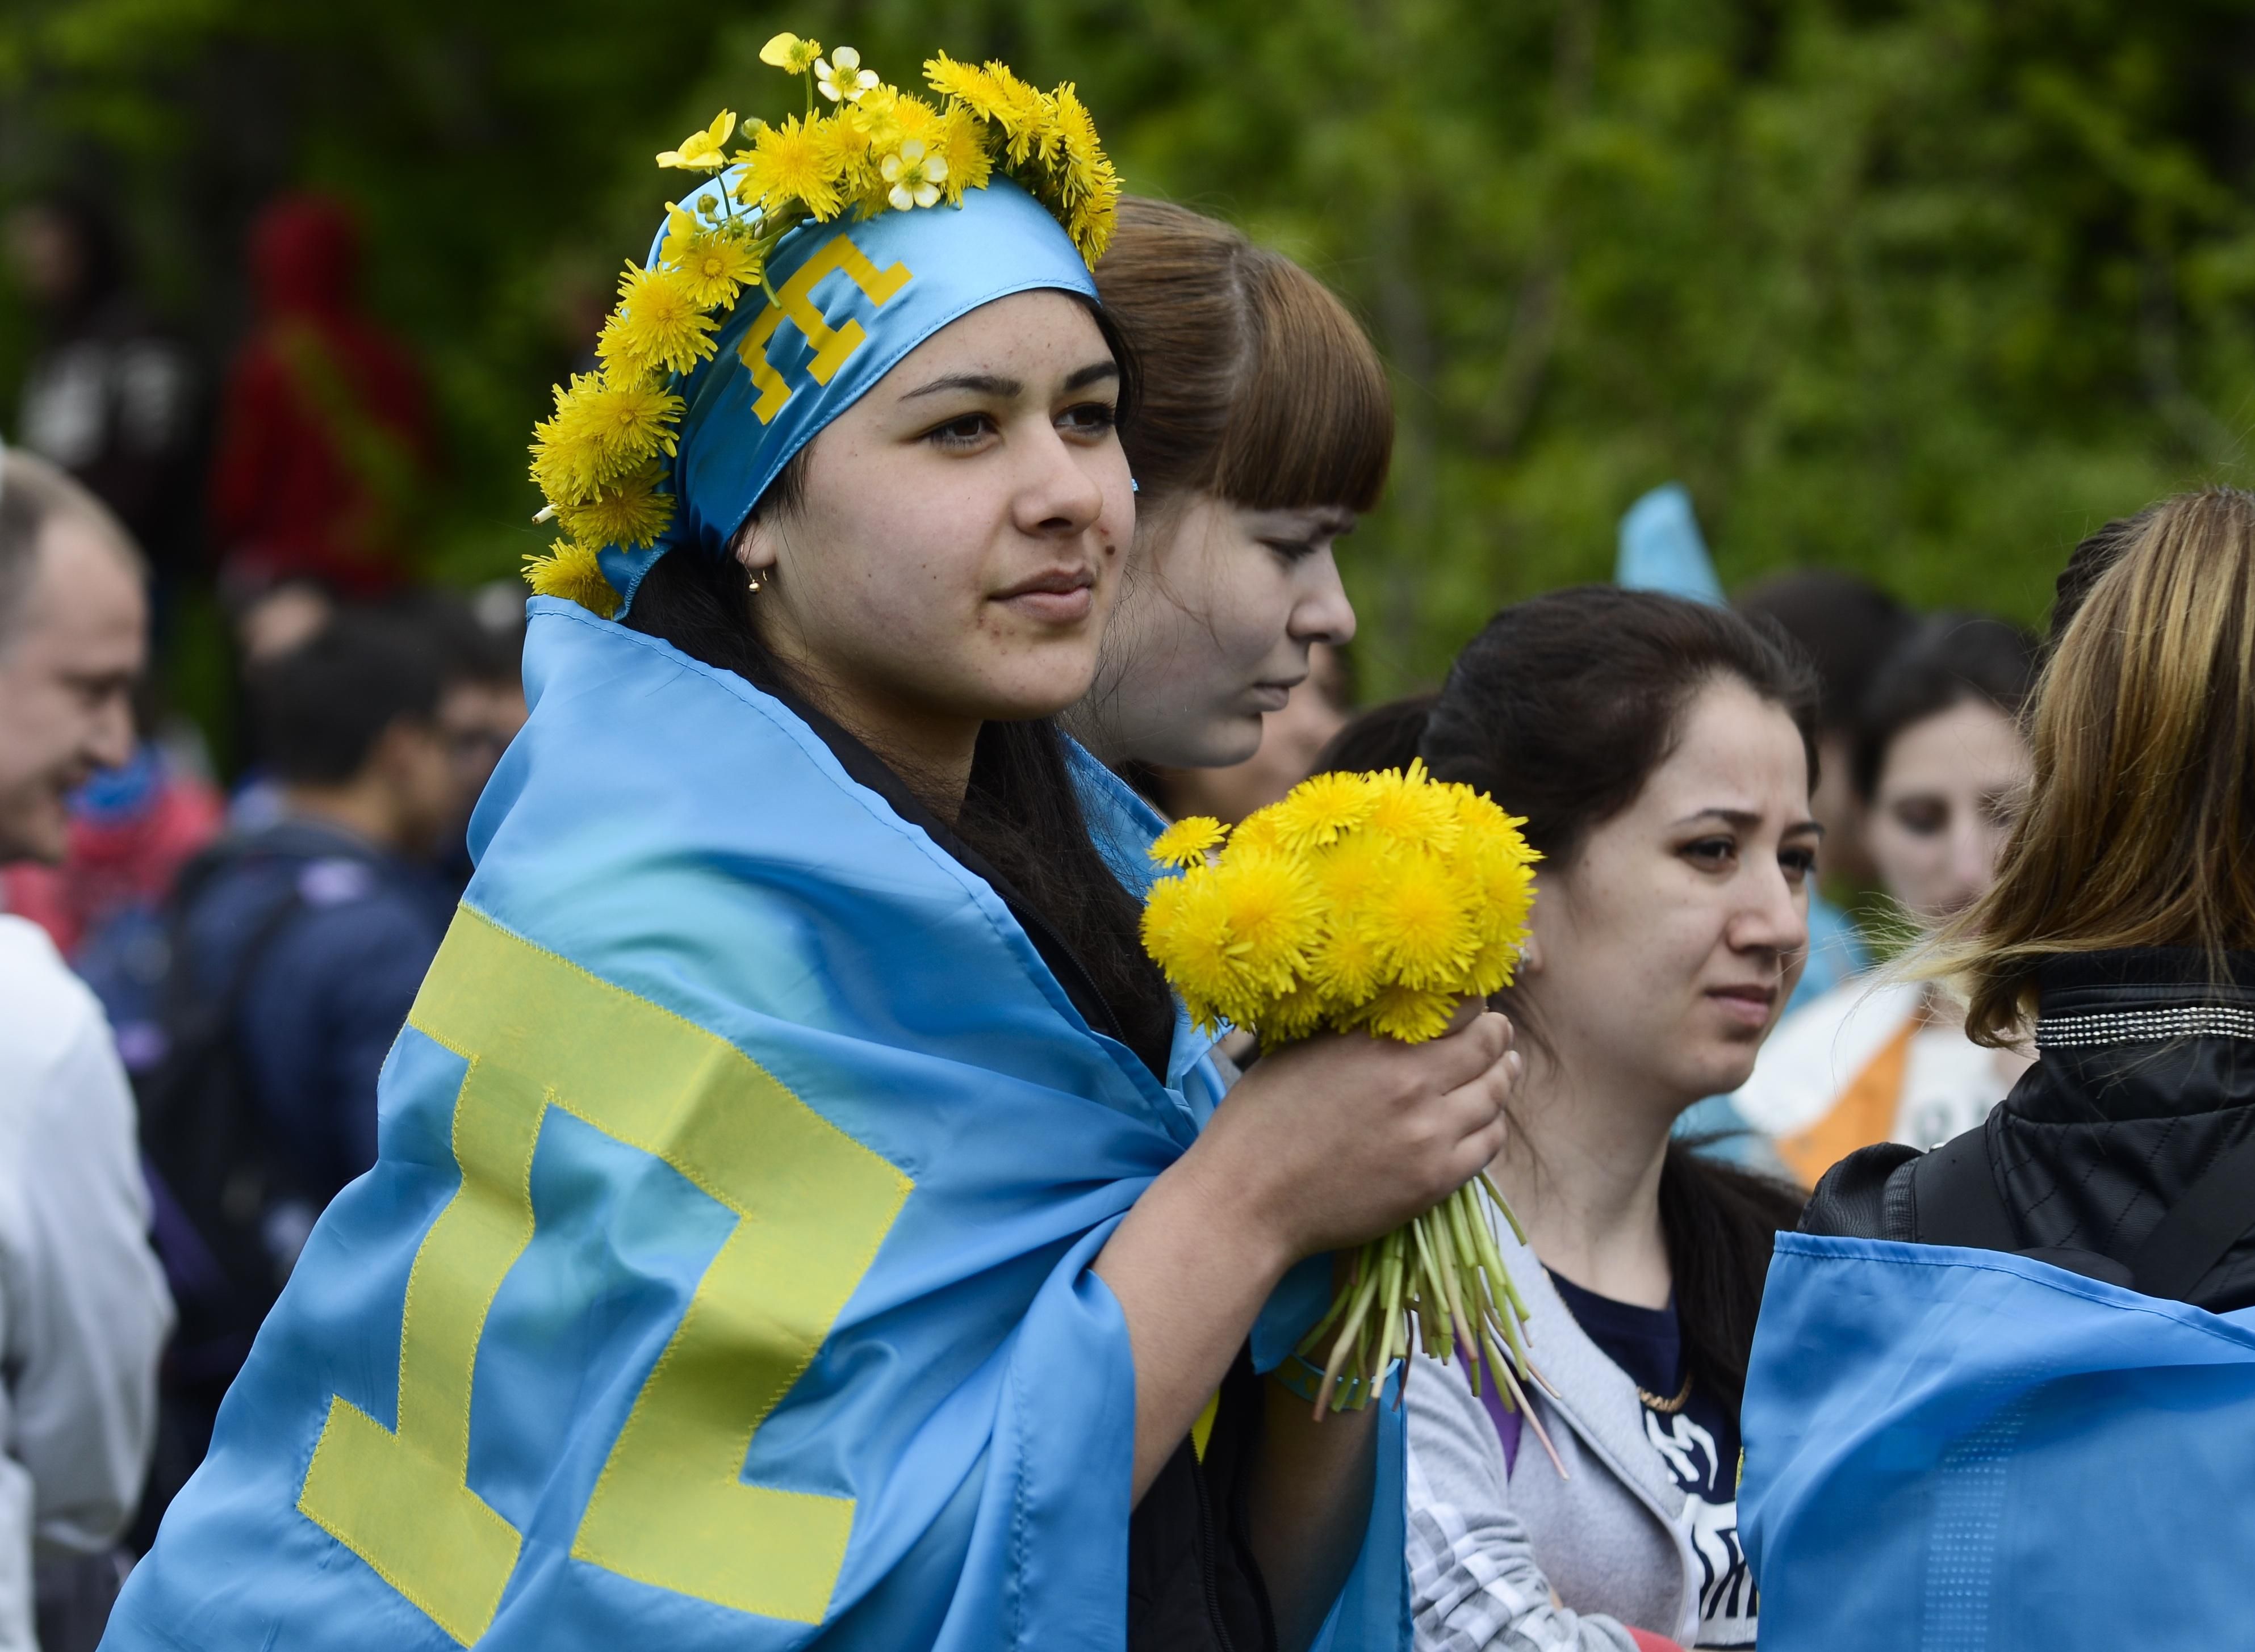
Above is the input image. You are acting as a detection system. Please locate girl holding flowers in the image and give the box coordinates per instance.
[1363,590,1817,1652]
[102,38,1513,1652]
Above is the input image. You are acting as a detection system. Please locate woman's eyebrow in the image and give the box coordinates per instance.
[1062,359,1119,391]
[902,371,1023,401]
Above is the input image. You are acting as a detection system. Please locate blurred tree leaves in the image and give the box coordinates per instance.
[7,0,2255,687]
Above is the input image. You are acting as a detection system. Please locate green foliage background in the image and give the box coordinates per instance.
[7,0,2255,691]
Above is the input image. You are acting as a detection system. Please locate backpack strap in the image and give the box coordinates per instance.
[1906,1125,2020,1252]
[2124,1126,2255,1300]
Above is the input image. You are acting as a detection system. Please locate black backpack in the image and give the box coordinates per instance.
[136,844,309,1399]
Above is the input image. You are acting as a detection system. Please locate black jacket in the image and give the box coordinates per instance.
[1802,950,2255,1312]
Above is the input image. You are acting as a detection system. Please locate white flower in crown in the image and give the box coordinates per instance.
[881,140,948,210]
[814,46,879,103]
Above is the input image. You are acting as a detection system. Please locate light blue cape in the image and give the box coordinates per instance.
[601,174,1097,612]
[102,601,1406,1650]
[1741,1232,2255,1650]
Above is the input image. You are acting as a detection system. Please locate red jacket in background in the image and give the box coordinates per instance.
[209,194,436,598]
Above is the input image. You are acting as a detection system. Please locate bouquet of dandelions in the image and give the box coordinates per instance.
[1141,761,1558,1448]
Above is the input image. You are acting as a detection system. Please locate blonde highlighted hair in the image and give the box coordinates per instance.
[1940,487,2255,1043]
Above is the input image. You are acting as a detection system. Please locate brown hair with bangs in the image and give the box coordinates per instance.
[1936,487,2255,1043]
[1094,198,1393,513]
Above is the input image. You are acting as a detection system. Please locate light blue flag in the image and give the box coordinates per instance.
[1614,483,1726,606]
[102,602,1407,1650]
[1741,1232,2255,1651]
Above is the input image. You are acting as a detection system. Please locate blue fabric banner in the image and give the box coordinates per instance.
[102,600,1404,1650]
[1741,1231,2255,1651]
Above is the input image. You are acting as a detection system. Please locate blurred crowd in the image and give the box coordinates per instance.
[1,190,518,1647]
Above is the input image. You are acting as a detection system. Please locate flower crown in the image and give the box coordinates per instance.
[523,35,1123,617]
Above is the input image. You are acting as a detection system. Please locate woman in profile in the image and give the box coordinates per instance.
[1070,197,1379,823]
[1744,489,2255,1652]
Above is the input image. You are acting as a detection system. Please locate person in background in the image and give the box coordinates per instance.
[169,612,455,1251]
[0,693,224,1082]
[1399,589,1815,1652]
[1733,569,1915,930]
[392,587,528,889]
[1735,615,2035,1185]
[208,194,435,603]
[1743,492,2255,1652]
[1317,691,1438,778]
[1066,196,1375,810]
[5,198,202,592]
[0,448,174,1652]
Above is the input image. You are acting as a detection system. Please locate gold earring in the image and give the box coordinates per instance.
[748,568,764,593]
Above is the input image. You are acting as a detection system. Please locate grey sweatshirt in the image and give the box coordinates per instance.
[1405,1204,1704,1651]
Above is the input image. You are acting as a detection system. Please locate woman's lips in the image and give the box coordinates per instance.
[994,569,1095,624]
[1708,984,1780,1029]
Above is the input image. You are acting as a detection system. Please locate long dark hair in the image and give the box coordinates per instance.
[624,491,1178,1073]
[1850,613,2036,800]
[1332,588,1818,1412]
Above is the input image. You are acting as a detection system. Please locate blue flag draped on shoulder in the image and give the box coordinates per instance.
[103,602,1407,1651]
[1740,1232,2255,1651]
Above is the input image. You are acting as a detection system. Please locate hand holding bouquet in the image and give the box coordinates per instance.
[1142,762,1555,1440]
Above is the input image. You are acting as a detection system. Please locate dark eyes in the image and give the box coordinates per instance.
[924,412,995,447]
[1057,401,1118,438]
[1261,539,1321,564]
[1891,797,1948,836]
[920,401,1118,450]
[1683,836,1817,883]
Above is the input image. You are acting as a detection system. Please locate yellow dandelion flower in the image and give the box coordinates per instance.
[760,32,823,74]
[815,46,879,104]
[1359,983,1463,1045]
[885,92,947,150]
[1309,920,1386,1007]
[598,263,719,380]
[924,53,1053,164]
[1262,978,1333,1047]
[658,111,736,171]
[1267,771,1379,851]
[1228,810,1284,854]
[553,462,673,550]
[1149,816,1226,869]
[529,373,683,505]
[1369,850,1478,989]
[1047,83,1120,261]
[671,230,762,308]
[935,105,994,203]
[744,114,845,220]
[521,540,619,619]
[1142,871,1253,1033]
[1310,827,1403,912]
[1362,760,1463,854]
[1211,850,1320,991]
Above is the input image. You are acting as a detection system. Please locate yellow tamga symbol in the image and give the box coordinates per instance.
[296,905,912,1643]
[739,234,914,424]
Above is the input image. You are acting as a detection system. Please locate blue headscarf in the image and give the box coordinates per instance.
[599,174,1099,613]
